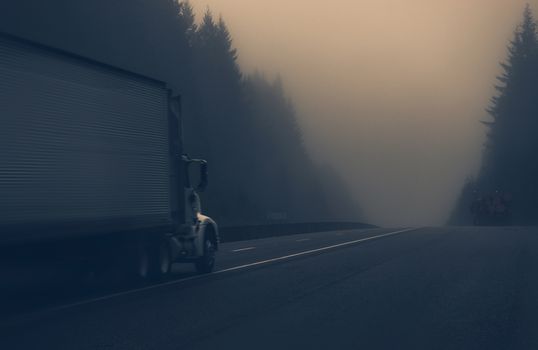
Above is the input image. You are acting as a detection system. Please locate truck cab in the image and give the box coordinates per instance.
[175,156,219,273]
[114,97,220,281]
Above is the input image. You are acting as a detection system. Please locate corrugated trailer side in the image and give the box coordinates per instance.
[0,34,178,245]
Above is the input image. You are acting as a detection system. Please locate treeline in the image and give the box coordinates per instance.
[450,5,538,225]
[0,0,360,225]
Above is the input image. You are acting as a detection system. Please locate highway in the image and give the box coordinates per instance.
[2,226,538,349]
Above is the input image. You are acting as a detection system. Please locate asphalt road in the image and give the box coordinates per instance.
[1,226,538,350]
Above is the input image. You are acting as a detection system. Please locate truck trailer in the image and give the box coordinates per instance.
[0,33,219,280]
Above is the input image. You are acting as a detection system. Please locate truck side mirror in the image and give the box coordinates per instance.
[184,156,208,192]
[197,161,208,192]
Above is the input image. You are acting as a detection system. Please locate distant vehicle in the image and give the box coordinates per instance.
[471,191,512,227]
[0,33,219,280]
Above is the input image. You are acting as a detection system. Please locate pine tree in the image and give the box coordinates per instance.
[483,5,537,184]
[0,0,362,225]
[457,4,538,224]
[177,1,197,45]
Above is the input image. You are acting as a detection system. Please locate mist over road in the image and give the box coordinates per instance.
[191,0,538,226]
[2,227,538,349]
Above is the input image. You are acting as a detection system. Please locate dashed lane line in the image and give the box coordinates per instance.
[232,247,257,252]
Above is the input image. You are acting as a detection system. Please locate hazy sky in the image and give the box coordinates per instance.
[192,0,535,226]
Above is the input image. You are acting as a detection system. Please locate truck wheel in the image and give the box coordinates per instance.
[195,237,216,274]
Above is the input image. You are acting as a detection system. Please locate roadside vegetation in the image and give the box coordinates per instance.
[0,0,360,225]
[451,5,538,225]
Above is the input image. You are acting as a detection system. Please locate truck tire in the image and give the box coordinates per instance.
[195,237,216,274]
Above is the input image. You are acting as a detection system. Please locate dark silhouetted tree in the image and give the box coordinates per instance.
[452,5,538,224]
[0,0,362,225]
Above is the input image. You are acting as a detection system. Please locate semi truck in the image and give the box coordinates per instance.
[0,33,219,281]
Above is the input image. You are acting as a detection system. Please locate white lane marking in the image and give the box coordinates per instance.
[10,228,420,320]
[215,228,418,274]
[296,238,311,242]
[232,247,256,252]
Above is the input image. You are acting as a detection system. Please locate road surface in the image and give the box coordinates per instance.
[1,226,538,349]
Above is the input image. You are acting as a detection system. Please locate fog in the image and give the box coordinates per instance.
[191,0,536,226]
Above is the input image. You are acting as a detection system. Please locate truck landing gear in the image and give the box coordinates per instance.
[129,234,171,282]
[156,238,172,278]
